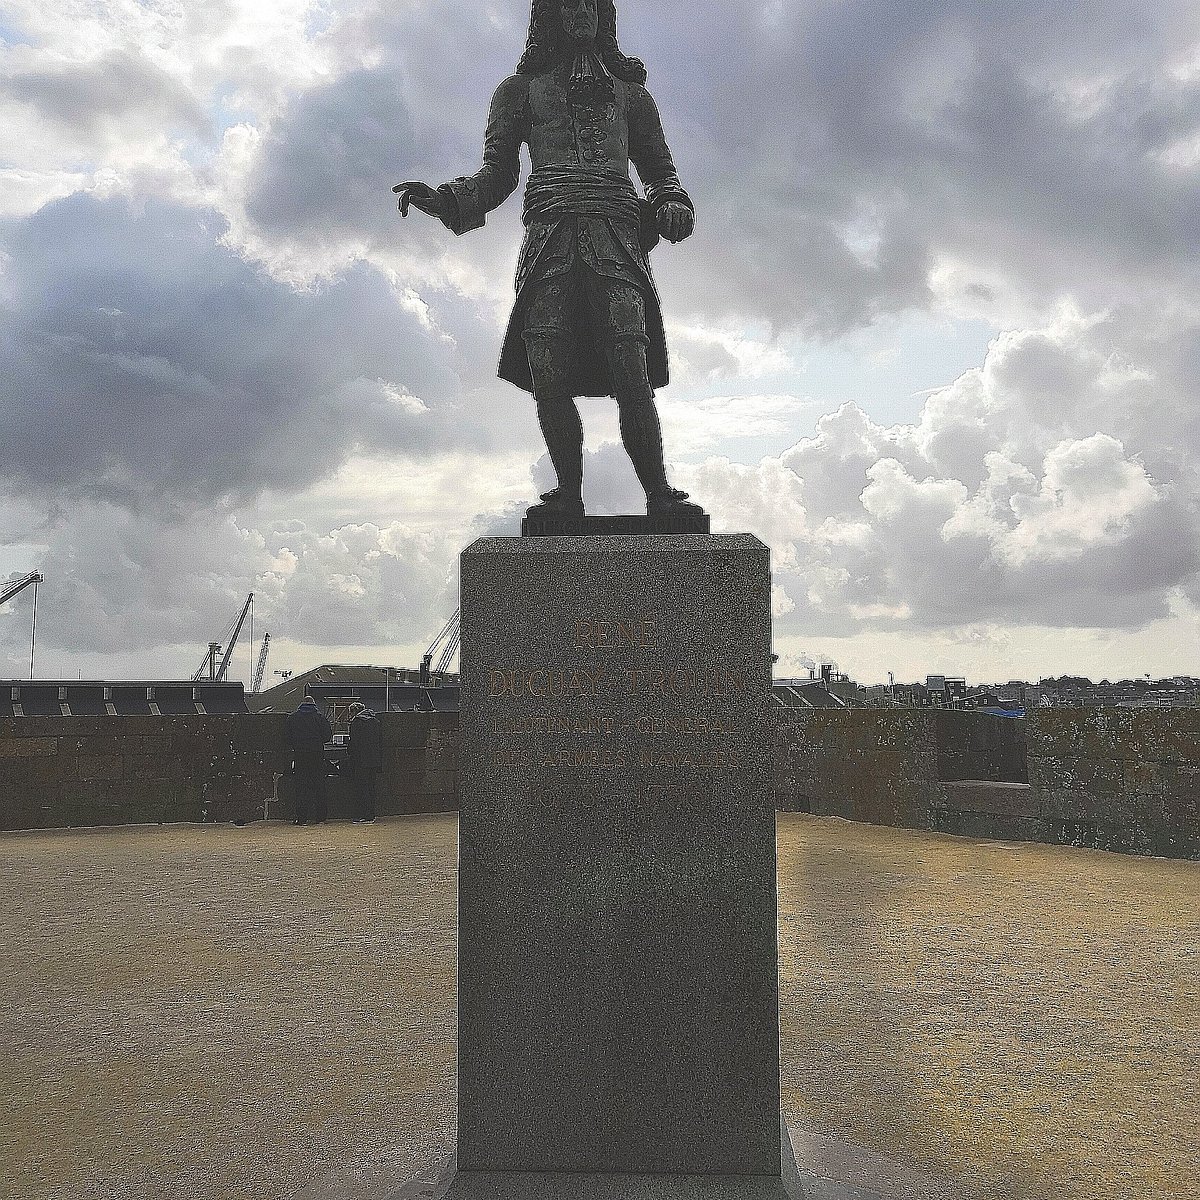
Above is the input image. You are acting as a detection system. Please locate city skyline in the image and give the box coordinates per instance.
[2,0,1200,685]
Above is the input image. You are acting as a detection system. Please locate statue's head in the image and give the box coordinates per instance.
[561,0,598,45]
[517,0,647,83]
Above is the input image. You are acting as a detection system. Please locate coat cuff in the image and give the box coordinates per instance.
[438,178,485,235]
[644,177,693,214]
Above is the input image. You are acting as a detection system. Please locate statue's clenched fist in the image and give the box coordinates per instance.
[656,200,693,243]
[393,181,451,222]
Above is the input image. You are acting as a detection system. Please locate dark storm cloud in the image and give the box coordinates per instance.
[243,66,431,249]
[0,192,515,510]
[235,0,1200,333]
[641,0,1200,328]
[3,48,209,139]
[240,4,528,273]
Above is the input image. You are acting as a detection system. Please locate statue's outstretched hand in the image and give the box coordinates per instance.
[393,181,449,221]
[657,201,694,244]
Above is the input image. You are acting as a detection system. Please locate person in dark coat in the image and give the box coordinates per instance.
[286,695,332,825]
[346,701,384,823]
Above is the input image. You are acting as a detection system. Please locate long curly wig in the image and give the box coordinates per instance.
[516,0,647,84]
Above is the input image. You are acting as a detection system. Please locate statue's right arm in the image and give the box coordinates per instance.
[395,76,528,237]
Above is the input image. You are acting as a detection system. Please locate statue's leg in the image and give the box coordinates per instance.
[595,280,688,505]
[522,279,584,510]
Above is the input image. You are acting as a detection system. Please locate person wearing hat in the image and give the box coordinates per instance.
[346,701,384,823]
[285,694,333,825]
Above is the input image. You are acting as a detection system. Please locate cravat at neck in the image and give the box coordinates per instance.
[568,46,614,103]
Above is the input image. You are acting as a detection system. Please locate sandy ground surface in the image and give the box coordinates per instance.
[1,814,1197,1200]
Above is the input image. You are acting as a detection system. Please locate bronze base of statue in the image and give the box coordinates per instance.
[523,485,709,536]
[521,511,710,536]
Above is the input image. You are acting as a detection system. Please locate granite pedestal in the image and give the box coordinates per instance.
[441,534,797,1197]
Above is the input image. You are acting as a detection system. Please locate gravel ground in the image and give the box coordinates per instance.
[1,814,1196,1200]
[776,816,1200,1200]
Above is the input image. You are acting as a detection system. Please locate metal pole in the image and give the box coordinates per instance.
[29,578,38,680]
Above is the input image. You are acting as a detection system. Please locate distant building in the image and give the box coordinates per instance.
[772,665,863,709]
[1032,675,1200,709]
[772,680,848,709]
[960,690,1025,717]
[926,675,968,705]
[0,681,247,717]
[250,664,460,729]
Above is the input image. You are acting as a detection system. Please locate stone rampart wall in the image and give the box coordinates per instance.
[1024,707,1200,859]
[0,713,459,830]
[775,708,943,827]
[0,715,284,829]
[2,708,1197,859]
[774,708,1199,859]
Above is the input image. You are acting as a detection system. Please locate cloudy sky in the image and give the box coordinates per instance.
[2,0,1199,687]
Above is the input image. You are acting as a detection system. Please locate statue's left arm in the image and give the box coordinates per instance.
[628,84,695,244]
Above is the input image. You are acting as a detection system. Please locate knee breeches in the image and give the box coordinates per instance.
[522,270,653,401]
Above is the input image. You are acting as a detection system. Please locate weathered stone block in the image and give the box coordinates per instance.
[75,755,123,782]
[232,715,288,751]
[935,809,1049,844]
[388,713,433,751]
[0,716,63,737]
[0,737,58,758]
[67,735,127,757]
[1080,708,1144,760]
[122,735,171,757]
[1088,821,1153,856]
[170,726,216,754]
[0,755,63,791]
[68,803,128,828]
[940,780,1039,818]
[115,776,171,811]
[1029,754,1124,797]
[4,797,61,830]
[1123,759,1164,797]
[61,716,113,737]
[1039,787,1103,822]
[121,754,169,781]
[1147,708,1200,762]
[58,779,115,807]
[1155,825,1200,859]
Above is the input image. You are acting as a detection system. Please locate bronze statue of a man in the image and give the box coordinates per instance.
[395,0,704,521]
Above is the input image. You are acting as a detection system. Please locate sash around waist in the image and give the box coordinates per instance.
[522,165,641,227]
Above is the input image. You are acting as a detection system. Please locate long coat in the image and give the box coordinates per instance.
[435,62,693,398]
[347,712,383,780]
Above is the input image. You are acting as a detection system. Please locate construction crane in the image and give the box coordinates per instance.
[0,570,42,608]
[1,570,43,679]
[251,633,271,693]
[192,593,254,682]
[420,608,460,685]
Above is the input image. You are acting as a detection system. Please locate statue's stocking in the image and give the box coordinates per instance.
[616,391,670,497]
[535,392,584,501]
